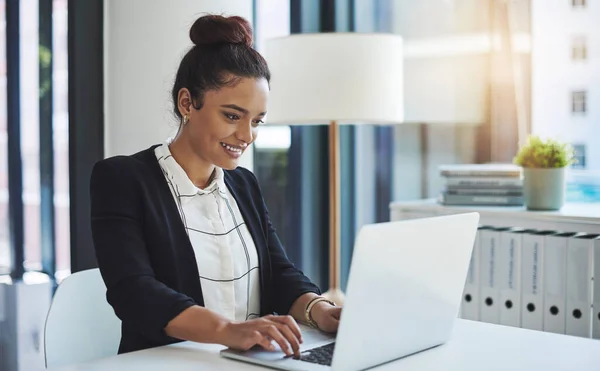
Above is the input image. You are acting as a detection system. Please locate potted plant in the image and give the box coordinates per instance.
[513,135,576,210]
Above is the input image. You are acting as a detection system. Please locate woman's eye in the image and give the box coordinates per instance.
[253,119,264,126]
[224,113,240,121]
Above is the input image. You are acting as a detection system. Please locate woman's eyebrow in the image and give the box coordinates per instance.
[220,104,248,114]
[221,104,266,116]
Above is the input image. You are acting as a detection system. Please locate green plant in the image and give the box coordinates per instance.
[513,135,577,168]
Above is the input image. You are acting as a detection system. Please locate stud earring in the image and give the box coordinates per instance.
[182,115,189,125]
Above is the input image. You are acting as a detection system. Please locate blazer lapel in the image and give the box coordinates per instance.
[224,172,272,316]
[138,146,204,305]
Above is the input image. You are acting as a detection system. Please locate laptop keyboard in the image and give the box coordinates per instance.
[299,342,335,366]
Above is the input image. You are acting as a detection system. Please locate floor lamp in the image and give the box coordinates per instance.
[265,33,405,305]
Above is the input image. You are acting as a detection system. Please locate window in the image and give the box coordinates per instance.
[572,144,586,169]
[0,0,69,279]
[53,0,70,277]
[360,0,499,202]
[572,90,587,114]
[0,0,9,274]
[254,0,335,290]
[253,0,292,249]
[21,0,42,271]
[572,36,587,60]
[532,2,599,174]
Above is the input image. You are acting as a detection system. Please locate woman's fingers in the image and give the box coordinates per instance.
[270,315,303,342]
[274,323,301,357]
[255,332,275,351]
[264,325,293,356]
[236,316,304,356]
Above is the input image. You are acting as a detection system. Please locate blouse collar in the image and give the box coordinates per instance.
[155,140,228,200]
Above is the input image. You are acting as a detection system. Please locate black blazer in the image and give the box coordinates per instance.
[89,145,320,354]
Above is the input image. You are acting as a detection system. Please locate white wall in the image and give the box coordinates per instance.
[104,0,255,170]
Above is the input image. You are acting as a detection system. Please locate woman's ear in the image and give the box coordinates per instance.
[177,88,193,118]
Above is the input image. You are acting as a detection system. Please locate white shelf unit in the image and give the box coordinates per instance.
[390,199,600,234]
[389,198,600,339]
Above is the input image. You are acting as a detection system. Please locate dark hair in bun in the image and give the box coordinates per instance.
[189,15,253,47]
[171,14,270,119]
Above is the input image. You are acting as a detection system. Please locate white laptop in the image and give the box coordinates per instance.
[221,212,480,370]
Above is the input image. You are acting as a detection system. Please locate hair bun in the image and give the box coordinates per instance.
[190,15,253,48]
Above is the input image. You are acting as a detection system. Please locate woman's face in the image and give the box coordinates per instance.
[178,76,269,170]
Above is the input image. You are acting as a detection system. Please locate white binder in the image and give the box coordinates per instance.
[461,226,487,321]
[593,236,600,340]
[543,232,577,334]
[0,283,5,322]
[566,233,596,337]
[498,228,528,327]
[521,230,553,331]
[479,227,509,324]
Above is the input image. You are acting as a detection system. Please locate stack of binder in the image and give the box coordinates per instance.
[438,164,524,206]
[459,227,600,340]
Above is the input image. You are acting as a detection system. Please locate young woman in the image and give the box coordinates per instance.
[89,14,341,359]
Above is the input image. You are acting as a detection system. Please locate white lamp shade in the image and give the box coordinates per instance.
[264,33,404,125]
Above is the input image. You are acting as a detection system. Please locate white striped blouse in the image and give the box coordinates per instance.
[154,140,261,322]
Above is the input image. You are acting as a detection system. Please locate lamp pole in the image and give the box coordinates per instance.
[324,120,345,305]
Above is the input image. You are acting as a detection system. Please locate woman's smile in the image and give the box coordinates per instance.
[220,142,245,158]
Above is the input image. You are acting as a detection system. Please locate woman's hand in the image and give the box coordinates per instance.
[215,314,303,358]
[311,302,342,333]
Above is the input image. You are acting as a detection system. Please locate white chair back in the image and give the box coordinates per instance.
[44,268,121,368]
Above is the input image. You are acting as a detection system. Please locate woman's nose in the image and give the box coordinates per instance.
[236,121,255,143]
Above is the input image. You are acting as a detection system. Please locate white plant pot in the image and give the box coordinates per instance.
[522,167,566,210]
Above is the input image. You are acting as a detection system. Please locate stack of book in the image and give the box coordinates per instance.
[438,164,524,206]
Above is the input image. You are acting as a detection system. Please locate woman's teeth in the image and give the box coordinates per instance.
[221,142,242,153]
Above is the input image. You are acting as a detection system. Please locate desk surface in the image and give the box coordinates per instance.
[50,319,600,371]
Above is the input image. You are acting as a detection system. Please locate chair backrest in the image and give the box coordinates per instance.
[44,268,121,369]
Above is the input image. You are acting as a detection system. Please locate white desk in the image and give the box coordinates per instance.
[49,319,600,371]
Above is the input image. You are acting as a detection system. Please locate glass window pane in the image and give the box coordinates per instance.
[0,0,10,274]
[255,0,290,52]
[21,0,41,271]
[54,0,69,275]
[254,0,292,247]
[355,0,498,203]
[532,0,599,186]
